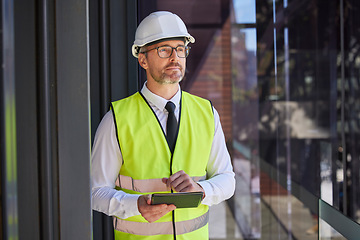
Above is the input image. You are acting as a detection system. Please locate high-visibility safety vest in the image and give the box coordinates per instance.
[110,91,215,240]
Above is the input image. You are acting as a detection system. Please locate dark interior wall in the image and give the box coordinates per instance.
[1,0,92,239]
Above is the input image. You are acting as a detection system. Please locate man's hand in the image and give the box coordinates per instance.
[138,194,176,223]
[162,170,205,197]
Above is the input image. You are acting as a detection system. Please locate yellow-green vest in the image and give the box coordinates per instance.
[111,91,214,240]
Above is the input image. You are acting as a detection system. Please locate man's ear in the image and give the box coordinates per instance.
[138,54,148,70]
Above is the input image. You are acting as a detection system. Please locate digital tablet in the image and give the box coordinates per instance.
[151,192,203,208]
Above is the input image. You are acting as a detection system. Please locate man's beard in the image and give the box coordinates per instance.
[152,63,185,85]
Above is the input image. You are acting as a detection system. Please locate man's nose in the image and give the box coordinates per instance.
[169,48,180,60]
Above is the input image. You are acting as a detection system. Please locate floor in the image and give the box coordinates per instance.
[209,199,314,240]
[207,157,346,240]
[208,197,345,240]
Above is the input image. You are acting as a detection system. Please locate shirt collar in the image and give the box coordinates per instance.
[140,82,181,111]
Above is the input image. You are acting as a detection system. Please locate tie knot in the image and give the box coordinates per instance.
[165,101,176,113]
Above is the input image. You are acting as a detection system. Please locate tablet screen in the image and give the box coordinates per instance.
[151,192,203,208]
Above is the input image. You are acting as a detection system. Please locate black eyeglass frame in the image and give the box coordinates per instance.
[140,45,191,58]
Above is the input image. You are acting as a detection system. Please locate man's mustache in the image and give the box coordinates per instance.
[165,63,183,70]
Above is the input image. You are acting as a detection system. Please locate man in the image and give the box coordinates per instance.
[91,11,235,240]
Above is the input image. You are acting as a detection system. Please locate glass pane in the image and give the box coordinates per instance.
[320,142,333,205]
[319,219,346,240]
[231,26,260,239]
[232,0,256,24]
[343,0,360,224]
[137,0,360,238]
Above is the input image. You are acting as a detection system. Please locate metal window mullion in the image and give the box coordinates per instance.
[37,0,59,239]
[100,0,111,114]
[55,0,92,238]
[339,0,347,216]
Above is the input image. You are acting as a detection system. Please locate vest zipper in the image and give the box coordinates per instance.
[170,154,176,240]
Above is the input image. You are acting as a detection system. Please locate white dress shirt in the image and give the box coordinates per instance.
[91,83,235,219]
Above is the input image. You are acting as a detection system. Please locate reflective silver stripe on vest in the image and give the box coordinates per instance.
[113,211,209,235]
[116,175,206,193]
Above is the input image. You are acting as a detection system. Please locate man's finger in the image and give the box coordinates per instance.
[162,177,171,188]
[141,204,176,223]
[168,170,184,182]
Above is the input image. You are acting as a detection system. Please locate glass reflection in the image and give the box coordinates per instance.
[256,0,328,238]
[319,219,346,240]
[343,0,360,224]
[232,0,256,24]
[320,142,333,205]
[231,2,260,235]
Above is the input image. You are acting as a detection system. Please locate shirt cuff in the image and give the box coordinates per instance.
[111,193,142,219]
[197,181,213,206]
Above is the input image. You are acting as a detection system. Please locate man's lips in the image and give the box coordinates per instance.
[165,64,182,71]
[166,67,180,71]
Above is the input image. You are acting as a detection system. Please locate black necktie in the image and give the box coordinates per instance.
[165,101,177,153]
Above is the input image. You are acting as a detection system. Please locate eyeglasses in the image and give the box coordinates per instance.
[140,45,191,58]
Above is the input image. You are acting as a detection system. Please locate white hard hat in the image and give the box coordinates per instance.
[132,11,195,58]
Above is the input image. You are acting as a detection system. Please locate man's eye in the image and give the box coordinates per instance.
[159,48,169,53]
